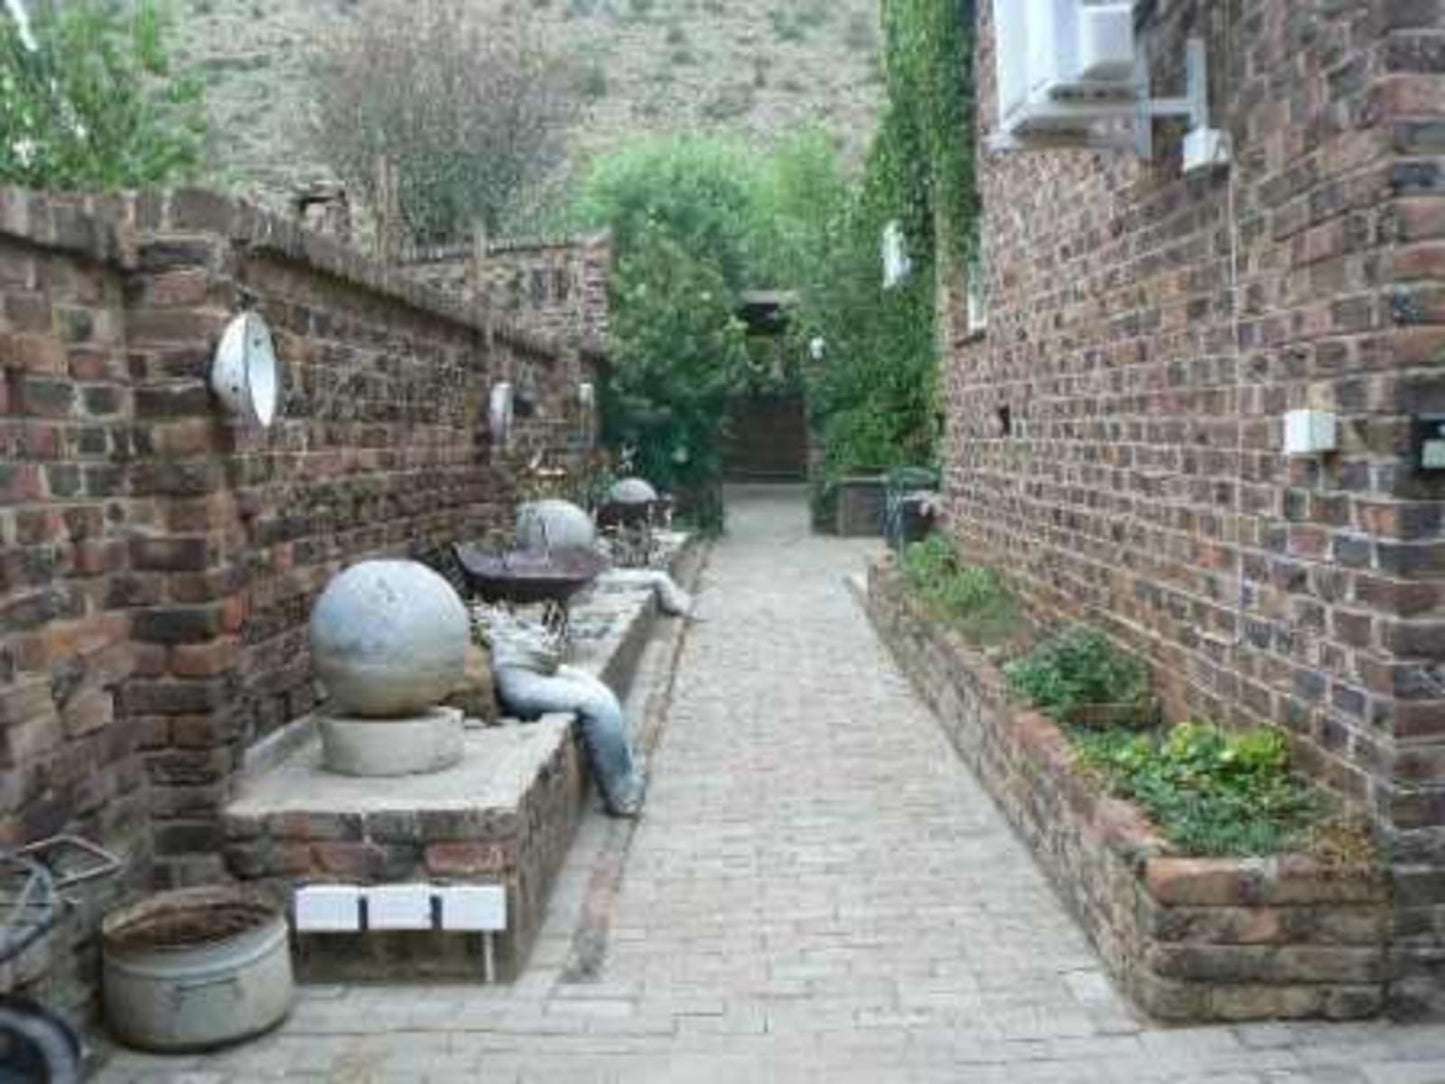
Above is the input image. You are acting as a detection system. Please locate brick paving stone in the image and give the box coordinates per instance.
[94,488,1445,1082]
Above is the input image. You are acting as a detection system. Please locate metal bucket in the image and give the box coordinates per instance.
[101,886,293,1052]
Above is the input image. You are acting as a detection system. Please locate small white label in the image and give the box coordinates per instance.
[366,885,435,931]
[294,885,362,933]
[438,885,507,932]
[1424,440,1445,470]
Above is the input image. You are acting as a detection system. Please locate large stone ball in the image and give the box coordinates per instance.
[607,477,659,505]
[309,560,469,718]
[515,499,596,553]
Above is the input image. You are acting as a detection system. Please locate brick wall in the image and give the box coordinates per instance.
[400,233,611,470]
[946,2,1445,1014]
[0,193,149,1016]
[0,186,588,1014]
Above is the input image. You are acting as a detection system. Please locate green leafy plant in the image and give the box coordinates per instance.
[601,224,749,530]
[577,134,820,528]
[899,534,1022,646]
[1005,625,1151,721]
[787,0,976,504]
[1072,722,1322,856]
[1,0,206,190]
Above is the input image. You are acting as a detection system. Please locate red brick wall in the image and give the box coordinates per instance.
[399,233,611,471]
[946,2,1445,1013]
[0,186,587,1012]
[0,192,149,1014]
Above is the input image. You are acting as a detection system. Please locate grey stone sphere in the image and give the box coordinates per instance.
[309,559,469,718]
[607,477,659,505]
[516,499,596,553]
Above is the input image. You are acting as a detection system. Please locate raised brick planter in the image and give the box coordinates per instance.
[863,562,1391,1022]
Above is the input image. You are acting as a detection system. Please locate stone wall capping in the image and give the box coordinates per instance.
[0,183,570,362]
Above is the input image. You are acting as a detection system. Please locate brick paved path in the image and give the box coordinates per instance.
[104,487,1445,1082]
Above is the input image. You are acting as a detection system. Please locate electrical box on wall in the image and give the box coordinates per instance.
[1414,415,1445,472]
[1284,410,1338,457]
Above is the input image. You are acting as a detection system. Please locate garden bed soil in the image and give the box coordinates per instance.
[864,561,1391,1023]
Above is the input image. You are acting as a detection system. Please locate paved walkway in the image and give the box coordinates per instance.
[104,487,1445,1082]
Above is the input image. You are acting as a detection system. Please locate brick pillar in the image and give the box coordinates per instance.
[123,200,246,887]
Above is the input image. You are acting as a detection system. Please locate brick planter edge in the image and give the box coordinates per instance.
[864,562,1392,1022]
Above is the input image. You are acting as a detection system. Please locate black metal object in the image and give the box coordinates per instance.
[0,837,119,1084]
[884,466,941,552]
[0,997,81,1084]
[453,543,607,607]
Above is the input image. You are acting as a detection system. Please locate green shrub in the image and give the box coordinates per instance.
[1,0,206,191]
[1005,625,1149,721]
[899,535,1020,646]
[1072,722,1321,856]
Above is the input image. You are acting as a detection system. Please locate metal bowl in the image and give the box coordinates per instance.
[453,543,607,606]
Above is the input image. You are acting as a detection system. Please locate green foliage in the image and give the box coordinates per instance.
[900,535,1020,646]
[790,0,975,491]
[602,224,750,518]
[1073,722,1320,856]
[578,135,764,293]
[0,0,206,190]
[1005,625,1151,721]
[578,133,836,527]
[880,0,977,264]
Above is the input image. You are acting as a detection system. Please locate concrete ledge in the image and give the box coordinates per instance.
[864,561,1391,1023]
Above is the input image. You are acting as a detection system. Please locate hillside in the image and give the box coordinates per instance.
[174,0,885,222]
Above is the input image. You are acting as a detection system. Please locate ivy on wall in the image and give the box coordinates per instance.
[881,0,978,266]
[796,0,976,497]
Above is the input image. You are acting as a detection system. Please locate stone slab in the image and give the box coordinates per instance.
[228,716,574,820]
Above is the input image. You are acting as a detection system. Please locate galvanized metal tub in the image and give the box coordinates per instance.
[102,886,293,1052]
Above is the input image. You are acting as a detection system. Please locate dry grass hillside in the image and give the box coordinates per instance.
[175,0,884,220]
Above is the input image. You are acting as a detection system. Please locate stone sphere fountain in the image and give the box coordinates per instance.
[515,499,597,553]
[607,477,659,506]
[309,560,469,776]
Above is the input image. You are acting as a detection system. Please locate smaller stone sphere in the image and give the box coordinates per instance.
[607,477,659,505]
[309,560,469,718]
[516,499,596,553]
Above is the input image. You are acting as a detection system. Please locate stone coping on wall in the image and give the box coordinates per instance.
[0,185,566,361]
[220,534,695,982]
[861,560,1392,1023]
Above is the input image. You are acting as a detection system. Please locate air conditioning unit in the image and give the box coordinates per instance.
[995,1,1136,138]
[991,0,1229,171]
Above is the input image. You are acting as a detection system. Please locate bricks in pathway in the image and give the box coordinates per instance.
[100,487,1445,1082]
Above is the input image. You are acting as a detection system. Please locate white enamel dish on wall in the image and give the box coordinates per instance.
[211,312,279,427]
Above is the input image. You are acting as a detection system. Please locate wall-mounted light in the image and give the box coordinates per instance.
[211,312,280,428]
[489,382,514,446]
[578,382,595,409]
[809,336,827,362]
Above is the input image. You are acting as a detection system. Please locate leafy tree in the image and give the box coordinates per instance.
[602,225,750,525]
[578,136,775,528]
[0,0,206,190]
[309,0,576,243]
[577,135,765,291]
